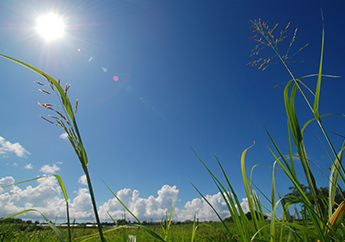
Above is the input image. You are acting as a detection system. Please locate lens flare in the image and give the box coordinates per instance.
[113,76,119,81]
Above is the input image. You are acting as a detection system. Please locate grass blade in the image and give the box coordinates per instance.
[313,15,325,121]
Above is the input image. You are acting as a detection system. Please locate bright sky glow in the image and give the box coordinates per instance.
[36,13,64,41]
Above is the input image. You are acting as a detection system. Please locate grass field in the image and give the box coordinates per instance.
[0,220,313,242]
[0,221,235,242]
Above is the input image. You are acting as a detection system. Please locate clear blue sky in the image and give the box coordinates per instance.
[1,0,345,223]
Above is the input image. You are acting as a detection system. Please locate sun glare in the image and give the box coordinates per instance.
[37,13,65,41]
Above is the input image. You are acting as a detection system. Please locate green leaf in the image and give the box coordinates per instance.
[313,18,325,121]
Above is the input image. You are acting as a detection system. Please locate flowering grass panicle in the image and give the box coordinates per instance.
[247,18,308,71]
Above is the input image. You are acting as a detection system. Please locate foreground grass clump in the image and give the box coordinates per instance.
[192,17,345,242]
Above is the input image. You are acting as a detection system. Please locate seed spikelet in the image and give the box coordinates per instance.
[64,83,70,95]
[40,116,55,125]
[39,89,51,95]
[55,110,67,121]
[75,99,79,114]
[34,81,44,86]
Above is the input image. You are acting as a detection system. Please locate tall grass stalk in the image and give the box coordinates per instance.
[0,53,106,241]
[0,53,184,242]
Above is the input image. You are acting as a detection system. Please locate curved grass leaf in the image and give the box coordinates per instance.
[0,53,106,241]
[313,17,325,121]
[0,53,88,167]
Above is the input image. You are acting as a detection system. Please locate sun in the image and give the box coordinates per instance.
[36,13,65,41]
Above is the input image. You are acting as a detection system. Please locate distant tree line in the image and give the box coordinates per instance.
[0,217,40,225]
[224,211,268,223]
[283,184,345,219]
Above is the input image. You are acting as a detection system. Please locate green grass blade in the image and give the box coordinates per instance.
[52,174,71,242]
[0,175,49,188]
[329,141,345,216]
[269,161,278,242]
[80,225,129,241]
[131,224,166,242]
[313,18,325,121]
[190,212,198,242]
[164,191,178,241]
[241,142,262,235]
[96,173,141,224]
[213,152,253,240]
[191,183,232,241]
[285,80,321,217]
[266,142,325,241]
[194,149,252,240]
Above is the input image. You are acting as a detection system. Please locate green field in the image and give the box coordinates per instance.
[1,220,313,242]
[0,221,233,242]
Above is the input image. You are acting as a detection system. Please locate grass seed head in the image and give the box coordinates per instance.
[39,89,51,95]
[38,102,54,110]
[64,83,70,95]
[34,81,44,86]
[75,99,79,114]
[49,83,55,91]
[55,110,67,121]
[48,115,61,120]
[40,116,56,125]
[65,119,71,127]
[56,120,68,131]
[299,42,309,51]
[249,19,307,71]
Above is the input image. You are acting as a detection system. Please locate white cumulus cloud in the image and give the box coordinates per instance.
[0,178,251,223]
[39,164,60,174]
[78,175,87,185]
[24,164,33,169]
[99,184,179,221]
[59,133,68,140]
[0,176,92,220]
[175,192,250,222]
[0,136,30,157]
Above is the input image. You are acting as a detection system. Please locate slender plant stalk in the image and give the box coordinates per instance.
[0,53,106,242]
[83,165,105,241]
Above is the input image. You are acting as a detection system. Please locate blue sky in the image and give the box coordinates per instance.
[1,0,345,223]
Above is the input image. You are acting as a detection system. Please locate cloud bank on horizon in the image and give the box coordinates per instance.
[0,174,250,222]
